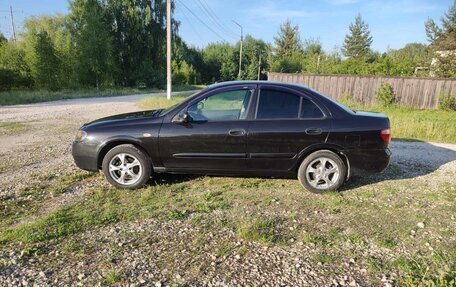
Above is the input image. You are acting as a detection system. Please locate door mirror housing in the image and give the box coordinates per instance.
[173,111,189,124]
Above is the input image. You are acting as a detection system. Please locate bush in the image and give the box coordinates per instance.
[0,68,33,91]
[438,92,456,111]
[270,52,303,73]
[172,60,200,85]
[375,82,396,107]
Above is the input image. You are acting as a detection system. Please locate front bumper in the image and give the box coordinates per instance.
[345,148,391,176]
[72,141,99,172]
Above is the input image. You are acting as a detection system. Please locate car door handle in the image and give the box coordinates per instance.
[228,129,246,136]
[305,128,322,135]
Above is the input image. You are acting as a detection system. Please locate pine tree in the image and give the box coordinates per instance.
[273,20,303,58]
[425,2,456,77]
[342,14,373,58]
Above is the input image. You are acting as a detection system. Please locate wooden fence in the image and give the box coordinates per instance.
[268,72,456,109]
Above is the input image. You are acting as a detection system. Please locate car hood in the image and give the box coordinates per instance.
[83,109,162,127]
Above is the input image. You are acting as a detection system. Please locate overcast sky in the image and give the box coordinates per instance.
[1,0,454,52]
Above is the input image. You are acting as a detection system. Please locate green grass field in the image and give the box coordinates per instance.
[138,95,456,143]
[358,106,456,143]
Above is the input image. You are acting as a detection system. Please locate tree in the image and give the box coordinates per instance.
[342,14,373,58]
[69,0,113,88]
[201,42,237,83]
[273,20,303,58]
[0,33,7,46]
[26,31,61,90]
[236,35,270,80]
[23,15,73,88]
[106,0,176,87]
[270,21,304,73]
[303,38,322,56]
[425,2,456,77]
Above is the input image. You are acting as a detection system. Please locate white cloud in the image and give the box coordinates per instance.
[329,0,360,5]
[243,1,318,20]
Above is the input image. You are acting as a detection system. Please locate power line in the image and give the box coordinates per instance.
[176,0,229,42]
[200,0,238,36]
[178,6,205,44]
[195,0,237,39]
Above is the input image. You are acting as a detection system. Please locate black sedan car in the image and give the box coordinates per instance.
[72,81,391,193]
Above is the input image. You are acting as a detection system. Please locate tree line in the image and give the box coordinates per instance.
[0,0,455,92]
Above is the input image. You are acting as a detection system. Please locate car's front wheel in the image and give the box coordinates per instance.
[298,150,347,193]
[102,144,152,189]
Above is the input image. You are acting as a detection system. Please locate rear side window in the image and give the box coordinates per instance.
[301,98,324,118]
[257,89,300,119]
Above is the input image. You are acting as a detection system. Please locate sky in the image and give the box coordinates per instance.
[0,0,454,53]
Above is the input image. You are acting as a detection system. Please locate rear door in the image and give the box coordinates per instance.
[246,85,330,172]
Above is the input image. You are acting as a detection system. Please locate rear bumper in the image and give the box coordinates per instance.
[345,148,391,176]
[72,141,99,172]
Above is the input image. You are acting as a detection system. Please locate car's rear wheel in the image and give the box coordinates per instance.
[102,144,151,189]
[298,150,347,193]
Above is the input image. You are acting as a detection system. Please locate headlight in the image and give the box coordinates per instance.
[75,130,88,141]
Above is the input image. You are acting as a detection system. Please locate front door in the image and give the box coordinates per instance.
[158,85,255,171]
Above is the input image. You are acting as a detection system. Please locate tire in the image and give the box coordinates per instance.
[102,144,152,189]
[297,150,347,193]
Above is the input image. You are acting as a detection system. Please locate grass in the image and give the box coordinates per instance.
[237,216,282,244]
[365,106,455,143]
[105,270,122,284]
[0,84,204,106]
[340,99,456,143]
[137,92,196,110]
[0,121,28,135]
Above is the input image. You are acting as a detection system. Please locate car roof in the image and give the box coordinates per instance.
[208,80,310,91]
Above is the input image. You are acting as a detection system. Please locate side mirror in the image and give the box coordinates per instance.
[173,111,189,124]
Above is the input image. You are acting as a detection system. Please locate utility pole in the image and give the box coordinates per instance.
[166,0,172,100]
[10,6,16,42]
[232,20,243,80]
[257,54,261,80]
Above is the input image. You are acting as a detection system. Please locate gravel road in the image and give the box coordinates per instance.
[0,93,455,287]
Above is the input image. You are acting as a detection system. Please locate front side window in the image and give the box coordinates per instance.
[256,89,300,119]
[187,89,252,121]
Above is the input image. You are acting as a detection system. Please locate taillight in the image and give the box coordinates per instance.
[380,128,391,144]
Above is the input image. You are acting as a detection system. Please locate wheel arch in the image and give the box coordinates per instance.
[293,144,351,180]
[97,137,152,169]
